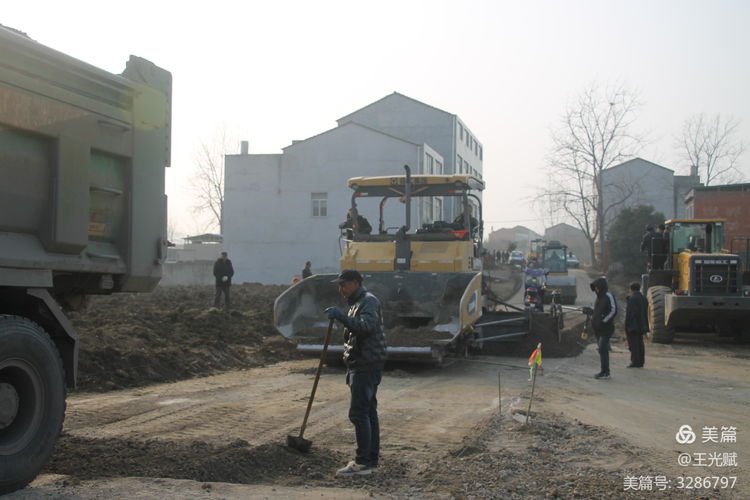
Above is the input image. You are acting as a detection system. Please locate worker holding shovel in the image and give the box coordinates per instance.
[325,269,386,476]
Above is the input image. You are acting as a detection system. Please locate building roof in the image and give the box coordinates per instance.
[692,183,750,193]
[281,120,419,151]
[337,91,453,124]
[545,222,583,233]
[605,157,673,174]
[183,233,222,244]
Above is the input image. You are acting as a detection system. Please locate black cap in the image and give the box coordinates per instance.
[221,251,228,256]
[331,269,363,284]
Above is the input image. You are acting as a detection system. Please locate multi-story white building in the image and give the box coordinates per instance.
[224,93,482,284]
[338,92,484,220]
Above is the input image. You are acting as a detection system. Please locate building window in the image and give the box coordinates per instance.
[459,123,464,140]
[425,153,434,174]
[464,159,470,174]
[457,154,463,174]
[312,192,327,217]
[466,134,471,147]
[479,145,483,160]
[436,160,443,174]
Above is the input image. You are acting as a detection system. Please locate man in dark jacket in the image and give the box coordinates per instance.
[625,282,648,368]
[325,269,386,476]
[590,276,617,379]
[213,251,234,311]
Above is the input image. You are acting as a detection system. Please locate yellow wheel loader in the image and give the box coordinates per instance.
[274,166,490,362]
[643,219,750,343]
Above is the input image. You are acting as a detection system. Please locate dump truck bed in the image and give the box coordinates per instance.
[0,26,172,294]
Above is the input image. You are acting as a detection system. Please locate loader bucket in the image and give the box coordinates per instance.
[273,271,483,359]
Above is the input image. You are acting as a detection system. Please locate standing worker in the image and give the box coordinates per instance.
[640,225,657,267]
[324,269,386,476]
[590,276,617,380]
[625,282,648,368]
[213,251,234,311]
[302,261,313,279]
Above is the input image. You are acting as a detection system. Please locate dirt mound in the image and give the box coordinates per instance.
[69,284,303,392]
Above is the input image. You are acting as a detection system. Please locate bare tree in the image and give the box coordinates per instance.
[677,113,745,186]
[189,127,239,234]
[539,83,645,268]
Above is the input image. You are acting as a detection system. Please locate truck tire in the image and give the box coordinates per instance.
[0,316,66,495]
[646,286,675,344]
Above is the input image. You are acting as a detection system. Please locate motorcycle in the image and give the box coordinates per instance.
[523,267,547,312]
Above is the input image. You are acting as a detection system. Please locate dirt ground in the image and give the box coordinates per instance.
[7,269,750,498]
[67,283,303,391]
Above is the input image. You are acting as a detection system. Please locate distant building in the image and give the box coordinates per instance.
[224,93,481,284]
[685,183,750,256]
[544,223,591,265]
[601,158,702,237]
[485,226,542,255]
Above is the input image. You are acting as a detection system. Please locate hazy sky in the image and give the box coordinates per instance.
[6,0,749,237]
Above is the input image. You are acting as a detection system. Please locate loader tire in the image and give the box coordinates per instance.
[0,316,66,495]
[646,286,675,344]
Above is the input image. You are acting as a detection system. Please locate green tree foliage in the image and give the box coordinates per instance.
[608,205,666,276]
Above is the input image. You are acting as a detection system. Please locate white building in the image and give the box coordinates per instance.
[224,93,482,284]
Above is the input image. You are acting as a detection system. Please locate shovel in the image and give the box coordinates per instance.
[287,317,335,453]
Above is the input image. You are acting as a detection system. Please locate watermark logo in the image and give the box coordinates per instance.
[676,425,697,444]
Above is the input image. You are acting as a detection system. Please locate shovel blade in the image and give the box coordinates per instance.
[287,434,312,453]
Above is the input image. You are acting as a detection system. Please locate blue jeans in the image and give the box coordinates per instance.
[348,370,382,467]
[597,335,611,374]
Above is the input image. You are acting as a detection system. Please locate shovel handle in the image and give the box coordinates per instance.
[298,317,335,437]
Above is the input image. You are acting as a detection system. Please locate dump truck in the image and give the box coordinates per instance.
[0,26,171,494]
[643,219,750,343]
[541,240,577,305]
[274,166,486,362]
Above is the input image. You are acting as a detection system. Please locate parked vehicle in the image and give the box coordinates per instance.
[509,250,525,267]
[0,26,171,494]
[566,253,580,268]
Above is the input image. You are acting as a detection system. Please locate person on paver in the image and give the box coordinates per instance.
[325,269,386,476]
[625,282,648,368]
[339,209,372,237]
[590,276,617,380]
[302,261,313,279]
[213,251,234,311]
[452,205,479,237]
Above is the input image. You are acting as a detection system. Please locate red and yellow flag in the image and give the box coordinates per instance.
[528,343,542,377]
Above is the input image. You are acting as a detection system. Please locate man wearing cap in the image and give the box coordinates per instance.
[325,269,386,476]
[213,251,234,311]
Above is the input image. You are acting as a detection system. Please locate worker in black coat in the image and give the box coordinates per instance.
[625,282,649,368]
[213,251,234,311]
[590,276,617,379]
